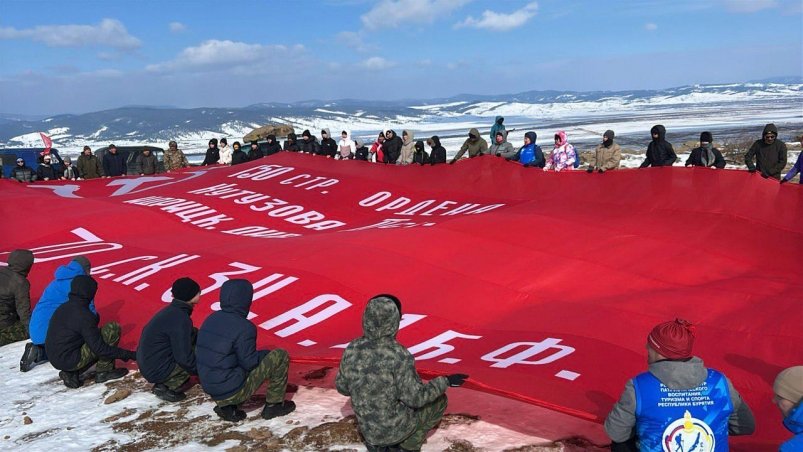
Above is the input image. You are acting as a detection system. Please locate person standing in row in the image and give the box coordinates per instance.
[780,134,802,184]
[427,136,447,165]
[451,128,488,163]
[201,138,220,166]
[685,131,725,169]
[544,130,576,172]
[103,144,127,177]
[746,123,787,179]
[319,129,338,158]
[383,130,403,164]
[77,146,103,179]
[231,142,248,165]
[587,130,621,173]
[137,148,159,175]
[508,131,544,168]
[164,141,189,171]
[338,130,356,160]
[640,125,677,168]
[399,130,416,165]
[218,138,232,165]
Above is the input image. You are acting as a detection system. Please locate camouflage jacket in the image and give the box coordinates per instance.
[335,297,448,446]
[164,148,189,171]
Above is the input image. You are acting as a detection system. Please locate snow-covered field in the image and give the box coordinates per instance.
[0,341,608,451]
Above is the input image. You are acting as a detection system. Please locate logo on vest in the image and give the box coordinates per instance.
[662,410,715,452]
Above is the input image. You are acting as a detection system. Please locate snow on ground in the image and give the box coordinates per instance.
[0,341,607,451]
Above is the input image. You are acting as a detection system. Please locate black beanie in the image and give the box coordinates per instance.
[700,131,713,143]
[172,277,201,302]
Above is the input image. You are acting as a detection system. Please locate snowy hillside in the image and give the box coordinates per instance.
[0,341,608,451]
[0,82,801,158]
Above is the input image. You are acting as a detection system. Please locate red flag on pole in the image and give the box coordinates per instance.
[39,132,52,156]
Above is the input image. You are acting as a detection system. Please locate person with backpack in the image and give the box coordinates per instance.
[587,130,622,173]
[508,131,545,168]
[544,130,576,171]
[427,136,447,165]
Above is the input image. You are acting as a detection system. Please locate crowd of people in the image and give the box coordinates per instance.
[5,121,802,184]
[0,251,801,450]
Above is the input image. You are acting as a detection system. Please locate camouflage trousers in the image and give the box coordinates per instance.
[161,326,197,390]
[215,349,289,406]
[398,395,448,451]
[71,322,121,373]
[0,321,28,347]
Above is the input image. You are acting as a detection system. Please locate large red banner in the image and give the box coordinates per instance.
[1,154,801,448]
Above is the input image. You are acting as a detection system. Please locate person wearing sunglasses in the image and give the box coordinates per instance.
[745,123,787,179]
[11,158,36,182]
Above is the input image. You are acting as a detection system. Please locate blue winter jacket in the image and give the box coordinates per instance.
[196,279,268,400]
[781,403,803,452]
[29,261,95,345]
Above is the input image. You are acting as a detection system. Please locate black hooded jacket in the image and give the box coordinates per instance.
[196,279,268,400]
[247,144,264,161]
[299,132,320,154]
[231,147,249,165]
[284,133,301,152]
[319,131,338,157]
[137,299,198,384]
[428,136,447,165]
[265,135,282,156]
[0,249,34,328]
[640,125,677,168]
[686,146,726,168]
[413,140,429,165]
[383,130,403,164]
[45,275,136,371]
[745,123,787,179]
[201,145,220,166]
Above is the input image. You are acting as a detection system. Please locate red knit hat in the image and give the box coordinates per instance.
[647,319,696,359]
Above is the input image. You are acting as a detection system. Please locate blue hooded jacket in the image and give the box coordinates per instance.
[29,260,95,345]
[781,403,803,452]
[196,279,268,400]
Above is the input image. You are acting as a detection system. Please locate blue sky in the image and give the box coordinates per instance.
[1,0,801,115]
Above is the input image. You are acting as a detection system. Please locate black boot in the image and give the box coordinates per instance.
[95,368,129,383]
[20,343,48,372]
[152,383,186,402]
[261,400,296,420]
[214,404,247,422]
[59,370,82,389]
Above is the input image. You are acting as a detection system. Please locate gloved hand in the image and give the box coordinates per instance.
[761,172,769,179]
[598,168,606,173]
[748,168,756,173]
[586,166,594,173]
[522,163,531,168]
[446,374,469,387]
[124,350,137,362]
[780,178,788,184]
[495,153,501,157]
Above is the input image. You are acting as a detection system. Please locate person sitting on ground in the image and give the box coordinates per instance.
[77,145,103,178]
[336,294,468,452]
[745,123,787,180]
[265,134,282,156]
[36,154,58,181]
[544,130,576,172]
[319,128,338,158]
[231,141,248,165]
[247,141,264,161]
[490,116,506,142]
[489,131,516,159]
[197,279,295,422]
[587,130,622,173]
[451,128,488,163]
[201,138,220,166]
[781,134,802,185]
[137,147,159,175]
[299,130,320,154]
[24,256,93,372]
[508,131,545,168]
[383,130,403,164]
[62,157,79,180]
[413,140,429,165]
[640,125,677,168]
[102,144,127,177]
[685,131,725,169]
[605,318,755,451]
[427,136,447,165]
[355,139,369,161]
[164,141,189,171]
[773,366,803,451]
[11,158,36,182]
[137,277,201,402]
[45,275,137,388]
[0,249,34,347]
[283,133,301,152]
[399,130,416,165]
[370,132,385,163]
[218,138,232,165]
[337,130,356,160]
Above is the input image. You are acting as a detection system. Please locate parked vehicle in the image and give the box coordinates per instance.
[1,148,65,179]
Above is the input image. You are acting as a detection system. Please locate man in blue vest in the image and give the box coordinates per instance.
[604,319,755,451]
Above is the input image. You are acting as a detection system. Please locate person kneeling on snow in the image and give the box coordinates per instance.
[24,256,94,372]
[137,277,201,402]
[604,319,755,451]
[773,366,803,451]
[45,275,137,388]
[336,295,468,452]
[196,279,295,422]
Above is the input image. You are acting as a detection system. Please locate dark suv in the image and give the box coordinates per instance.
[1,148,65,179]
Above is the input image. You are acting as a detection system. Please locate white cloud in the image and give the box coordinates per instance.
[359,56,397,70]
[645,22,658,31]
[361,0,471,30]
[417,58,432,67]
[0,18,141,50]
[455,2,538,31]
[169,22,187,33]
[146,40,305,73]
[335,31,377,52]
[720,0,778,12]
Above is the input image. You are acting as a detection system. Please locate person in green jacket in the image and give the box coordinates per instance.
[450,128,488,164]
[336,295,468,451]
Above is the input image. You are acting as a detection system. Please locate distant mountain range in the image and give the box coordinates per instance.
[1,81,801,149]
